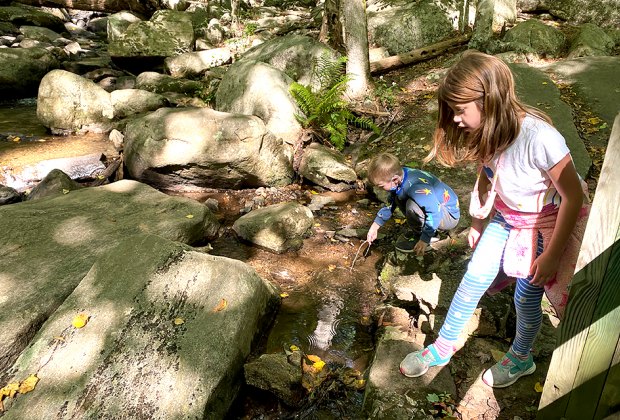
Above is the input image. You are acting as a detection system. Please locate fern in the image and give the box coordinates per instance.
[289,54,380,151]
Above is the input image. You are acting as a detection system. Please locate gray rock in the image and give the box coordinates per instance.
[0,185,21,205]
[37,69,114,134]
[2,233,277,419]
[164,47,232,78]
[26,168,83,201]
[367,2,454,55]
[216,60,302,145]
[244,353,304,407]
[0,47,59,99]
[135,71,208,96]
[108,10,194,58]
[0,180,219,373]
[298,143,358,192]
[124,107,294,191]
[567,23,615,58]
[233,201,314,253]
[504,19,566,57]
[19,25,62,43]
[110,88,168,118]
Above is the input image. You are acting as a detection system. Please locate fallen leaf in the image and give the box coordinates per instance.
[18,375,38,394]
[542,81,548,85]
[186,214,194,219]
[71,313,89,329]
[0,382,19,398]
[328,264,336,272]
[174,317,185,325]
[310,190,318,194]
[279,292,289,298]
[290,344,300,351]
[212,298,227,312]
[394,218,406,225]
[534,381,544,392]
[62,189,70,195]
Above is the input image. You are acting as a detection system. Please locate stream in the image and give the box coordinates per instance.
[0,100,388,419]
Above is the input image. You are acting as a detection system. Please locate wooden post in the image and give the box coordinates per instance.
[538,113,620,419]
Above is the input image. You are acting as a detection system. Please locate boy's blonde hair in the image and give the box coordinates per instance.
[426,50,552,166]
[367,153,403,185]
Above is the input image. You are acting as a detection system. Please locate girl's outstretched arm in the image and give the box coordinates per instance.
[529,154,584,286]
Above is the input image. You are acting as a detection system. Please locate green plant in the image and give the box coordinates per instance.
[243,22,258,36]
[426,392,458,418]
[374,75,398,108]
[289,55,379,150]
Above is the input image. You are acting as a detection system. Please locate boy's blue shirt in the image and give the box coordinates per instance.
[373,167,460,243]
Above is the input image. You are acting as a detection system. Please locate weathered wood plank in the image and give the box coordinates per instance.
[538,112,620,418]
[596,324,620,418]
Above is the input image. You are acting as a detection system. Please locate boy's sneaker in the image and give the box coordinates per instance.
[399,344,452,378]
[482,350,536,388]
[395,237,417,253]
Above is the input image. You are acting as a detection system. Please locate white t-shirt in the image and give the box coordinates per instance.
[485,115,570,212]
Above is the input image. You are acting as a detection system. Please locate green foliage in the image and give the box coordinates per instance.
[289,55,380,150]
[243,22,258,36]
[374,75,398,108]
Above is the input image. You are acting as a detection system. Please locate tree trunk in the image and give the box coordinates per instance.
[320,0,345,53]
[12,0,158,16]
[342,0,372,101]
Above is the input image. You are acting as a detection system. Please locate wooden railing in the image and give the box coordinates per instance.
[538,112,620,419]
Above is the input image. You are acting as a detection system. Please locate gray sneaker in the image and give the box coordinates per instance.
[482,350,536,388]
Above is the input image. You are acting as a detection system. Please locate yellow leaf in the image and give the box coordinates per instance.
[290,345,300,351]
[534,381,544,393]
[280,292,289,298]
[71,313,89,329]
[587,117,602,125]
[327,264,336,272]
[186,214,194,219]
[212,298,227,312]
[174,317,185,325]
[18,375,38,395]
[314,223,321,227]
[542,81,548,85]
[0,383,19,398]
[394,218,405,225]
[97,175,105,180]
[12,136,20,142]
[307,354,322,363]
[310,190,318,194]
[62,189,70,195]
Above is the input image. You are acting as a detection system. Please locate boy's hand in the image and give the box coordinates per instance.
[367,222,381,244]
[414,239,427,256]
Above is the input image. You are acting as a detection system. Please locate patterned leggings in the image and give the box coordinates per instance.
[438,212,545,356]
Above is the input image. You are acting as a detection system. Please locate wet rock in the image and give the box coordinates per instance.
[0,184,21,205]
[244,353,304,407]
[233,201,314,253]
[26,168,83,201]
[2,233,277,419]
[307,194,335,211]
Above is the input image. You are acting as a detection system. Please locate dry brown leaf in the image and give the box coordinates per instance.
[212,298,227,312]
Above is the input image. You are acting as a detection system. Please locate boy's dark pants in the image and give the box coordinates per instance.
[398,198,458,239]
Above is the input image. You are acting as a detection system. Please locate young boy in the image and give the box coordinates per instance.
[366,153,460,255]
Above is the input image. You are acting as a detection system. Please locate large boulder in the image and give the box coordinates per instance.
[367,2,455,55]
[1,233,278,419]
[0,47,59,99]
[0,4,66,33]
[238,34,340,92]
[164,47,232,78]
[0,180,219,373]
[567,23,615,58]
[123,107,294,191]
[216,60,302,146]
[108,10,194,58]
[37,69,114,134]
[110,88,168,118]
[503,19,566,57]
